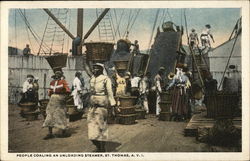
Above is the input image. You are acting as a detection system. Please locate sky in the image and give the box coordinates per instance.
[8,8,241,54]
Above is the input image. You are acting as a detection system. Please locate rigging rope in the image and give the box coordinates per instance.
[14,10,17,50]
[66,9,71,53]
[166,9,172,22]
[113,9,121,39]
[128,9,141,32]
[24,10,34,54]
[123,9,133,38]
[218,31,240,90]
[114,9,124,39]
[18,9,53,53]
[38,15,50,55]
[144,9,161,74]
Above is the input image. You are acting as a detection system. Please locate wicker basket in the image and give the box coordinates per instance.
[117,114,137,125]
[85,42,114,61]
[113,60,129,70]
[117,96,137,107]
[45,54,67,71]
[159,112,171,121]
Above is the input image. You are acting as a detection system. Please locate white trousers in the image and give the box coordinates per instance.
[156,93,161,115]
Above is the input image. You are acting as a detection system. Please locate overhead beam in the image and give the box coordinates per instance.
[83,8,110,40]
[43,9,75,40]
[77,9,84,55]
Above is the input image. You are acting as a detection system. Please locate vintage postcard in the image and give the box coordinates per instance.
[1,1,249,161]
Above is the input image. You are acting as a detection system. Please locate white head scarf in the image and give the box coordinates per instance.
[94,63,107,76]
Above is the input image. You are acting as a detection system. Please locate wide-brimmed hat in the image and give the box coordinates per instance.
[159,66,165,71]
[168,72,175,80]
[93,63,104,69]
[27,74,34,78]
[54,71,64,77]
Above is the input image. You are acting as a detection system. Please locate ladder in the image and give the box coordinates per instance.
[96,9,115,42]
[38,9,69,55]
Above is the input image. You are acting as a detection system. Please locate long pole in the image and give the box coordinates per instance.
[77,9,83,55]
[218,32,239,90]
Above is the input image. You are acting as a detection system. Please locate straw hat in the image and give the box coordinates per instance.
[167,72,175,80]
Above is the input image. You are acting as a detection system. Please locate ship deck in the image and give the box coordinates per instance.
[8,104,241,152]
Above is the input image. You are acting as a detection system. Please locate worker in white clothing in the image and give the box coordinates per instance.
[71,71,84,111]
[139,72,151,114]
[189,29,199,50]
[200,24,215,48]
[154,67,165,116]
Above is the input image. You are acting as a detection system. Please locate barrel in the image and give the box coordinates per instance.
[159,112,171,121]
[117,114,137,125]
[135,108,146,119]
[117,96,137,107]
[160,91,172,102]
[85,42,114,61]
[119,106,136,115]
[159,91,172,113]
[19,102,37,113]
[159,101,171,112]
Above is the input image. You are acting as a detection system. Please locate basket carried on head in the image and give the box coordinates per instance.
[45,54,68,72]
[85,42,114,62]
[113,60,129,71]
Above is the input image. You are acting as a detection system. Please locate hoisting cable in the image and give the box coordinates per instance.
[14,10,17,50]
[114,9,124,39]
[113,9,121,39]
[218,30,240,90]
[66,9,71,53]
[166,9,172,22]
[144,9,161,75]
[18,9,53,53]
[38,15,50,55]
[123,9,133,38]
[24,10,34,54]
[128,9,141,32]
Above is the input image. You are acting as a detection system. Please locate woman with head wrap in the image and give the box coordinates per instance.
[43,71,71,139]
[87,63,116,152]
[166,64,191,121]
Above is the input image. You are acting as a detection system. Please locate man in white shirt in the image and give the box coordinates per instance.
[139,72,150,114]
[130,74,141,97]
[71,72,84,111]
[154,67,165,116]
[200,24,215,48]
